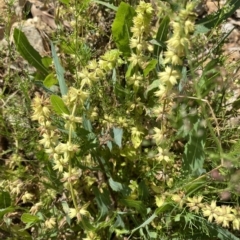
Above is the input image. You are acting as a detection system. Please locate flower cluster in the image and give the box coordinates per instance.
[155,2,196,99]
[202,201,240,230]
[127,1,153,90]
[76,49,123,88]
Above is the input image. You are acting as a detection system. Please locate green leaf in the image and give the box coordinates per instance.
[184,179,206,195]
[61,201,71,225]
[194,24,211,35]
[195,217,240,240]
[13,28,48,76]
[125,63,134,78]
[196,0,240,31]
[59,0,69,4]
[113,127,123,148]
[143,59,158,77]
[109,177,123,192]
[155,202,173,214]
[130,212,157,236]
[50,95,69,115]
[21,213,39,224]
[112,2,135,57]
[0,207,15,219]
[92,187,111,219]
[51,41,68,96]
[144,79,160,98]
[154,16,170,57]
[43,72,58,88]
[41,57,52,68]
[79,216,95,231]
[183,119,206,175]
[119,198,147,215]
[0,191,11,208]
[93,0,118,11]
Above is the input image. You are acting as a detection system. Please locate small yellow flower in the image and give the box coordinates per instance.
[69,208,77,219]
[184,20,195,34]
[187,196,204,213]
[232,217,240,230]
[45,217,56,229]
[31,94,50,122]
[164,50,183,65]
[158,66,180,86]
[152,127,164,145]
[214,205,234,228]
[155,195,166,207]
[30,202,42,214]
[172,193,184,208]
[22,191,34,203]
[68,203,90,222]
[39,130,57,148]
[202,201,218,222]
[154,85,167,99]
[128,53,143,67]
[87,59,98,70]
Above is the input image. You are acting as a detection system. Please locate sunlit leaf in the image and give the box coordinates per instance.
[43,72,58,88]
[109,177,123,192]
[13,28,48,76]
[21,213,39,224]
[50,95,69,115]
[143,59,158,77]
[51,41,68,96]
[112,2,135,57]
[113,127,123,148]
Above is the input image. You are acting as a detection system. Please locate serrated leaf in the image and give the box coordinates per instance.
[112,2,135,57]
[21,213,39,224]
[113,127,123,148]
[0,191,11,208]
[50,95,69,115]
[43,72,58,88]
[51,41,68,96]
[143,59,157,77]
[13,28,48,76]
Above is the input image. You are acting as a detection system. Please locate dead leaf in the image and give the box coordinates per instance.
[31,3,57,30]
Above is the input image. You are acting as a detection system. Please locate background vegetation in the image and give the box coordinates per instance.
[1,0,240,239]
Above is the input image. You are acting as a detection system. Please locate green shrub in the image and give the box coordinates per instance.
[1,0,240,239]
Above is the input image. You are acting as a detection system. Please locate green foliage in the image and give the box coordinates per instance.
[183,119,206,176]
[112,2,135,56]
[13,28,48,77]
[196,0,240,30]
[1,0,240,239]
[51,41,68,96]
